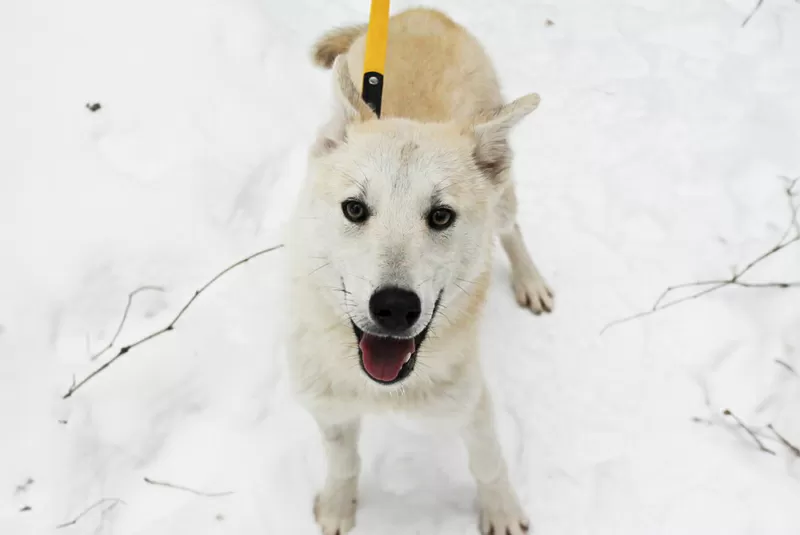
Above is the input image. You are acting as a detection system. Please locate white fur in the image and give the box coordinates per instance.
[282,8,553,534]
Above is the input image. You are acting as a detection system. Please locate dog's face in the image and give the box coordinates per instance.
[310,121,491,384]
[300,58,539,385]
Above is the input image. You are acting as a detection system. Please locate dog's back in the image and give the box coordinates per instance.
[312,8,503,123]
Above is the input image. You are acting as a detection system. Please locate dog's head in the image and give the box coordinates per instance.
[301,57,540,385]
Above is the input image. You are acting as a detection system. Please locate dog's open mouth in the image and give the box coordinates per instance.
[351,292,442,385]
[354,328,420,383]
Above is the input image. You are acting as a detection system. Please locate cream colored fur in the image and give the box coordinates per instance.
[283,7,553,534]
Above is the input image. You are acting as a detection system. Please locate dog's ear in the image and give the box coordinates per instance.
[469,93,541,183]
[311,55,378,157]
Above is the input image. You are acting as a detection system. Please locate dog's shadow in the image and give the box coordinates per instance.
[354,484,477,534]
[351,416,481,534]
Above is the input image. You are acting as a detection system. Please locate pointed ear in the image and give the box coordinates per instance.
[470,93,541,182]
[311,55,377,157]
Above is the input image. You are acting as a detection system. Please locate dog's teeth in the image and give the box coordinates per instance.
[403,352,413,363]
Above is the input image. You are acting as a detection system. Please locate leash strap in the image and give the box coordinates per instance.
[362,0,390,117]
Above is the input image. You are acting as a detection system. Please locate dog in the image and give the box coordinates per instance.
[283,7,553,534]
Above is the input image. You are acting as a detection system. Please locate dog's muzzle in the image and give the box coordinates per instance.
[351,290,443,385]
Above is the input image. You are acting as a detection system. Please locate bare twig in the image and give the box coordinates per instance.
[767,424,800,457]
[143,477,234,497]
[742,0,765,27]
[778,176,800,241]
[691,416,714,426]
[56,498,125,529]
[15,477,34,495]
[723,409,776,455]
[601,179,799,334]
[63,244,284,399]
[775,359,798,375]
[89,285,165,361]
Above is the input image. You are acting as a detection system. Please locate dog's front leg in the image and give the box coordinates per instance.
[312,416,361,535]
[495,180,554,315]
[462,388,529,535]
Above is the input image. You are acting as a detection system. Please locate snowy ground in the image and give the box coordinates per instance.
[2,0,800,533]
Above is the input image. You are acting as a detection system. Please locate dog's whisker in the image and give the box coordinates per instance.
[322,285,353,296]
[350,273,376,288]
[334,165,369,198]
[432,173,466,191]
[437,310,454,325]
[453,282,471,296]
[353,162,372,190]
[433,175,474,195]
[307,262,332,276]
[415,276,434,290]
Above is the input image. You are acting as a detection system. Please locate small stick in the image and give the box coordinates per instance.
[63,244,283,399]
[601,180,799,335]
[601,278,799,334]
[144,477,234,497]
[767,424,800,457]
[775,359,797,375]
[691,416,714,426]
[741,0,765,27]
[777,176,800,242]
[56,498,125,529]
[15,477,34,495]
[723,409,776,455]
[90,285,165,361]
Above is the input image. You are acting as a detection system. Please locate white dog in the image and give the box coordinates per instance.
[283,7,553,534]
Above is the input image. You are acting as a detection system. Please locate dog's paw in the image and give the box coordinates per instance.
[477,480,530,535]
[314,492,357,535]
[479,505,530,535]
[511,271,554,315]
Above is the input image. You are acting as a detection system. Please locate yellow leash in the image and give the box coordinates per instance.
[361,0,390,117]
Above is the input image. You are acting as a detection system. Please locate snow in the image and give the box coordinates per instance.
[2,0,800,533]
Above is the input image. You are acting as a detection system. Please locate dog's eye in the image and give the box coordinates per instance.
[342,199,369,223]
[428,207,456,230]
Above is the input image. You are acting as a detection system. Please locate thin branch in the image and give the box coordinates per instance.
[736,238,799,281]
[601,180,799,335]
[63,244,284,399]
[15,477,34,495]
[56,498,125,529]
[600,279,800,334]
[741,0,765,27]
[777,176,800,242]
[143,477,234,497]
[723,409,776,455]
[691,416,714,426]
[767,424,800,457]
[89,285,165,361]
[775,359,797,375]
[654,278,800,311]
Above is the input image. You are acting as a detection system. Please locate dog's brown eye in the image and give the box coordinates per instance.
[428,207,455,230]
[342,199,369,223]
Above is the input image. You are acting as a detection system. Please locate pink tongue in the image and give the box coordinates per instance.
[359,334,415,382]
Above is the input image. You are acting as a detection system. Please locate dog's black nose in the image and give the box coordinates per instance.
[369,287,422,333]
